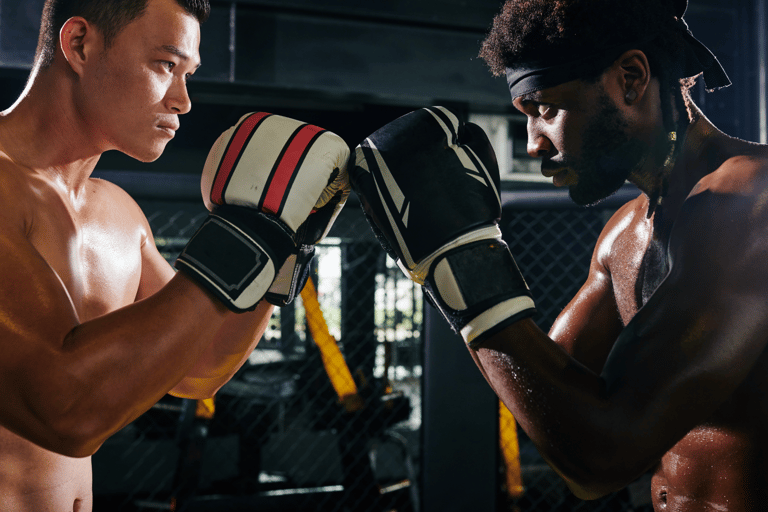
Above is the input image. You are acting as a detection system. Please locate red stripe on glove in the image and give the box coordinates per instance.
[211,112,272,205]
[262,124,324,215]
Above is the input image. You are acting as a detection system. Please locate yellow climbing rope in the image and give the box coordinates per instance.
[300,277,364,412]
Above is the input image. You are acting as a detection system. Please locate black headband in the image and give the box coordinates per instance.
[505,18,731,100]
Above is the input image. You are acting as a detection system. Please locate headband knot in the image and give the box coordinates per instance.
[672,17,731,91]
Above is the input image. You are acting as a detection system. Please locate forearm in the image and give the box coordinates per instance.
[170,300,274,399]
[16,273,230,456]
[473,319,646,497]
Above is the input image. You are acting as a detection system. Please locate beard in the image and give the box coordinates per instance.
[565,92,648,206]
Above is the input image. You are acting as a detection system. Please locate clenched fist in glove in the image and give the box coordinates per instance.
[351,106,535,347]
[175,112,350,311]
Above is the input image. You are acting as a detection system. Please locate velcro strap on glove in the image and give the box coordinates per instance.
[265,244,315,306]
[423,240,536,348]
[175,208,293,312]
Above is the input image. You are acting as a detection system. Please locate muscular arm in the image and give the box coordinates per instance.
[133,210,274,399]
[547,208,627,373]
[472,186,768,498]
[0,224,228,457]
[169,304,272,398]
[469,205,625,394]
[0,180,260,457]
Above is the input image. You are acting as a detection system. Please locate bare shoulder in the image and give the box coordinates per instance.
[593,192,647,268]
[88,176,144,213]
[674,146,768,269]
[89,177,176,297]
[601,192,646,233]
[88,176,152,238]
[691,144,768,197]
[0,156,49,229]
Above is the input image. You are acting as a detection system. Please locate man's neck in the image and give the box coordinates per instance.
[665,110,725,200]
[0,65,103,191]
[629,101,726,216]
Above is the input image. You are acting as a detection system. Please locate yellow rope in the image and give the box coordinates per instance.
[195,397,216,419]
[499,400,525,498]
[300,277,364,412]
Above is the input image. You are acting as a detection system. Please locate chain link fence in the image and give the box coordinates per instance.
[90,177,650,512]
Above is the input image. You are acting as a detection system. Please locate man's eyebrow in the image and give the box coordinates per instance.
[156,45,201,69]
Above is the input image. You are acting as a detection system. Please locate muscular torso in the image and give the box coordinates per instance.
[606,197,768,511]
[0,166,148,511]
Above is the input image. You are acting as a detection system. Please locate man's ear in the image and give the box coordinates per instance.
[59,17,100,75]
[613,49,652,105]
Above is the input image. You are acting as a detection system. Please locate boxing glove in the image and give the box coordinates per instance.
[351,106,536,347]
[265,179,348,306]
[175,112,350,311]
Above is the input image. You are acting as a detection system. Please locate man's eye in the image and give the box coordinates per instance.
[537,104,551,116]
[163,61,175,71]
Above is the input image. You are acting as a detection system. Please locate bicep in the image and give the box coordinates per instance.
[0,223,80,350]
[549,250,623,374]
[136,223,176,300]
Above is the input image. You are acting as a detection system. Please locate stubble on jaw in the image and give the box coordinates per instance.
[567,91,647,207]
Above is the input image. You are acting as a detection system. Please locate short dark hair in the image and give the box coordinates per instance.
[36,0,210,68]
[479,0,697,133]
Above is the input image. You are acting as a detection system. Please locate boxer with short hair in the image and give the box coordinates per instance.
[0,1,349,510]
[351,0,768,509]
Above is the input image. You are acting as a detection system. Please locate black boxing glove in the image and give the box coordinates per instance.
[351,106,536,347]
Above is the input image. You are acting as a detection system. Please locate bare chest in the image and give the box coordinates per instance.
[608,208,768,506]
[609,215,669,324]
[28,189,143,321]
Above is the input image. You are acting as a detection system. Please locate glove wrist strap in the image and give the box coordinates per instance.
[423,240,536,348]
[399,225,504,284]
[175,209,293,312]
[265,245,315,306]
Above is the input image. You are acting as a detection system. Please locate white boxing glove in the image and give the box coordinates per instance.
[175,112,350,311]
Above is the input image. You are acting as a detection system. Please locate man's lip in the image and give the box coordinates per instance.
[158,125,178,135]
[540,165,564,178]
[552,170,569,187]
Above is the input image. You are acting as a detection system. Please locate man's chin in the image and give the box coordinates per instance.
[125,145,167,164]
[134,154,163,164]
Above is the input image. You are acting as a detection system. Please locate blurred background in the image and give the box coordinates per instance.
[0,0,763,510]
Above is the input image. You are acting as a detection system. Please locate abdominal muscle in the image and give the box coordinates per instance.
[650,422,767,512]
[0,426,92,512]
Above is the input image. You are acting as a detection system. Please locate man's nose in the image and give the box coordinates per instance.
[526,120,552,158]
[167,78,192,115]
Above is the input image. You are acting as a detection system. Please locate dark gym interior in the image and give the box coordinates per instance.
[0,0,763,510]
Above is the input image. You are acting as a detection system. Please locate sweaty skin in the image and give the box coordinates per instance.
[553,143,768,511]
[471,53,768,511]
[0,0,273,510]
